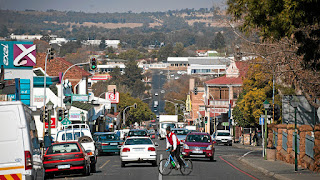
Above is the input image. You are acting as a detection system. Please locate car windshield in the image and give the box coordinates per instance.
[148,130,155,134]
[62,132,84,141]
[98,134,119,141]
[46,143,80,154]
[161,123,175,129]
[125,138,153,145]
[173,129,189,135]
[186,135,211,143]
[217,132,230,136]
[128,130,147,136]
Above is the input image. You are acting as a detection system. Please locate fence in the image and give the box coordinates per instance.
[292,132,300,154]
[282,131,288,151]
[305,135,314,159]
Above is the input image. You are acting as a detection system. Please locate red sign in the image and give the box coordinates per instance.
[105,92,120,104]
[45,118,56,129]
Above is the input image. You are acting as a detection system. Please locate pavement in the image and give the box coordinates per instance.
[233,143,320,180]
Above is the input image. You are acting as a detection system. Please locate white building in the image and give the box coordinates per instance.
[49,38,68,46]
[10,34,43,41]
[106,40,120,49]
[187,57,230,76]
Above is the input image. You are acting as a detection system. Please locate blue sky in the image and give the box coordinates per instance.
[0,0,226,13]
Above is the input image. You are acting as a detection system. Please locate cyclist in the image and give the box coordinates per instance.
[165,126,183,168]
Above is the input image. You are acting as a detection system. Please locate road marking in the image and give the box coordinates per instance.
[158,154,162,180]
[219,156,259,180]
[240,151,254,159]
[99,160,110,169]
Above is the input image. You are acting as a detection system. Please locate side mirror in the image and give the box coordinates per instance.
[118,145,122,149]
[154,143,159,147]
[44,136,52,148]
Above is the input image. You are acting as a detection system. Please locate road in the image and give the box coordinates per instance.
[151,69,167,115]
[50,139,274,180]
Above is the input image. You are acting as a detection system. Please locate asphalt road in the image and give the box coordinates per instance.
[50,139,275,180]
[151,69,167,114]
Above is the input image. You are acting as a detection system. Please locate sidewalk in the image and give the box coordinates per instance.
[233,143,320,180]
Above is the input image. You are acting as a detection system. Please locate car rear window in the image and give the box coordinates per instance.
[62,132,84,141]
[125,138,153,145]
[217,132,230,136]
[99,134,119,141]
[128,131,147,136]
[46,143,80,154]
[186,135,211,143]
[173,129,189,135]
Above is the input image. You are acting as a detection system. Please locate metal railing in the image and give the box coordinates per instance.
[282,131,288,151]
[305,135,314,159]
[292,132,300,154]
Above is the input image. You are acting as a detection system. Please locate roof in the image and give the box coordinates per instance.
[72,101,94,111]
[199,111,220,117]
[188,57,230,66]
[93,132,115,135]
[205,61,249,85]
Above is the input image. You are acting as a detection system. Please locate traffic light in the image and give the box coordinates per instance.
[47,48,55,61]
[194,87,198,95]
[57,108,64,121]
[40,106,49,123]
[64,109,69,119]
[204,116,208,123]
[274,104,280,120]
[90,57,97,70]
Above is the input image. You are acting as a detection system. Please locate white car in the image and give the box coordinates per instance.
[119,137,158,167]
[55,124,98,172]
[154,92,159,96]
[213,130,233,146]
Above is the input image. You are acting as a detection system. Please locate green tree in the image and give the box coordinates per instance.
[209,32,225,50]
[99,39,106,50]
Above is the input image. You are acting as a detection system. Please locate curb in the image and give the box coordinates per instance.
[233,143,263,151]
[239,158,292,180]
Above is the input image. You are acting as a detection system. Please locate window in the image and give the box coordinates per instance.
[46,143,80,154]
[173,129,189,135]
[186,135,211,143]
[125,138,153,145]
[62,132,84,141]
[98,134,119,141]
[128,130,147,136]
[217,132,230,136]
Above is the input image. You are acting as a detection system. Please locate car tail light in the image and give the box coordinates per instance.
[119,142,124,145]
[126,136,130,138]
[24,151,32,170]
[213,141,217,144]
[122,148,130,152]
[148,147,156,151]
[87,152,93,156]
[102,143,109,146]
[75,154,84,158]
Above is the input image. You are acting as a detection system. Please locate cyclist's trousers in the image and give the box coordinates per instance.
[170,145,183,166]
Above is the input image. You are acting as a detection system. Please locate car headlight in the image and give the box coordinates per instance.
[183,144,189,149]
[206,145,212,150]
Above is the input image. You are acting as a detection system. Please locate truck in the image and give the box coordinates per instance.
[158,115,178,140]
[185,125,197,132]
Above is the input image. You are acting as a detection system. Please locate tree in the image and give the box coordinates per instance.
[99,39,106,50]
[209,32,226,50]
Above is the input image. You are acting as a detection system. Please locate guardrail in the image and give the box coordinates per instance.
[282,131,288,151]
[292,132,300,154]
[305,135,314,159]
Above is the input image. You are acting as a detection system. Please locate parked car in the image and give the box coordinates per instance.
[93,132,124,155]
[147,129,156,139]
[182,132,215,161]
[127,129,148,138]
[119,137,158,167]
[172,128,190,144]
[213,130,232,146]
[43,142,90,178]
[55,124,97,172]
[0,101,45,179]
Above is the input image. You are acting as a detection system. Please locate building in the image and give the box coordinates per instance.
[106,40,120,49]
[187,57,230,77]
[10,34,43,41]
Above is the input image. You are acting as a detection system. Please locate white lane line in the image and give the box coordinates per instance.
[158,154,163,180]
[99,160,110,169]
[239,151,254,159]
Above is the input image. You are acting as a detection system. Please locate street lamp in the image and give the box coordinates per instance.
[290,95,299,171]
[46,100,54,137]
[263,100,270,160]
[123,103,137,127]
[80,111,84,123]
[165,100,178,115]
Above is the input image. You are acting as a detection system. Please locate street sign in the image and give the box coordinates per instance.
[259,117,264,125]
[61,118,71,125]
[105,92,120,104]
[71,94,89,102]
[222,122,229,126]
[45,118,56,128]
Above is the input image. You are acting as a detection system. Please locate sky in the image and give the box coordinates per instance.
[0,0,226,13]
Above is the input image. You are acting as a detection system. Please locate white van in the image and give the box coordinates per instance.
[0,101,44,179]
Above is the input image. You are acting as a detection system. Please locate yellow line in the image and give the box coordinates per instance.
[0,166,24,171]
[99,160,110,169]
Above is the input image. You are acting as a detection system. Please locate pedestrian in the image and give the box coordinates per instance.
[253,133,258,146]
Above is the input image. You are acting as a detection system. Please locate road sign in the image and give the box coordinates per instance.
[222,122,229,126]
[45,118,56,128]
[105,92,120,104]
[71,94,89,102]
[259,117,264,125]
[61,118,71,125]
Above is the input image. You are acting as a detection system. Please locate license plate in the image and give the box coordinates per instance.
[192,150,203,154]
[110,143,118,145]
[58,164,70,169]
[222,140,227,142]
[134,148,144,151]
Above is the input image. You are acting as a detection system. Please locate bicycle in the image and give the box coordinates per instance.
[158,149,193,176]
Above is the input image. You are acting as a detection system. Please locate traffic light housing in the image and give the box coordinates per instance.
[47,48,55,61]
[64,109,68,119]
[57,108,64,121]
[274,104,280,120]
[40,106,49,123]
[194,87,198,95]
[90,57,97,70]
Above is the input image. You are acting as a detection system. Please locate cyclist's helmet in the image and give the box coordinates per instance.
[166,126,171,131]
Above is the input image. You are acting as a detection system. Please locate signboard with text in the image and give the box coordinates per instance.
[45,118,56,129]
[71,94,89,102]
[69,111,81,120]
[106,92,120,104]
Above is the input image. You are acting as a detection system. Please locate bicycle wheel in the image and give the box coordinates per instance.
[180,159,193,175]
[158,159,172,176]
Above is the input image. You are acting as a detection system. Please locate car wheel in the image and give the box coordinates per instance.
[121,161,126,167]
[210,156,214,161]
[229,143,232,146]
[82,163,90,176]
[44,172,54,179]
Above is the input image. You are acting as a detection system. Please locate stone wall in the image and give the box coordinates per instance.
[268,124,320,172]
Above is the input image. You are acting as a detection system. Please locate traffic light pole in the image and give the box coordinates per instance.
[42,52,49,142]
